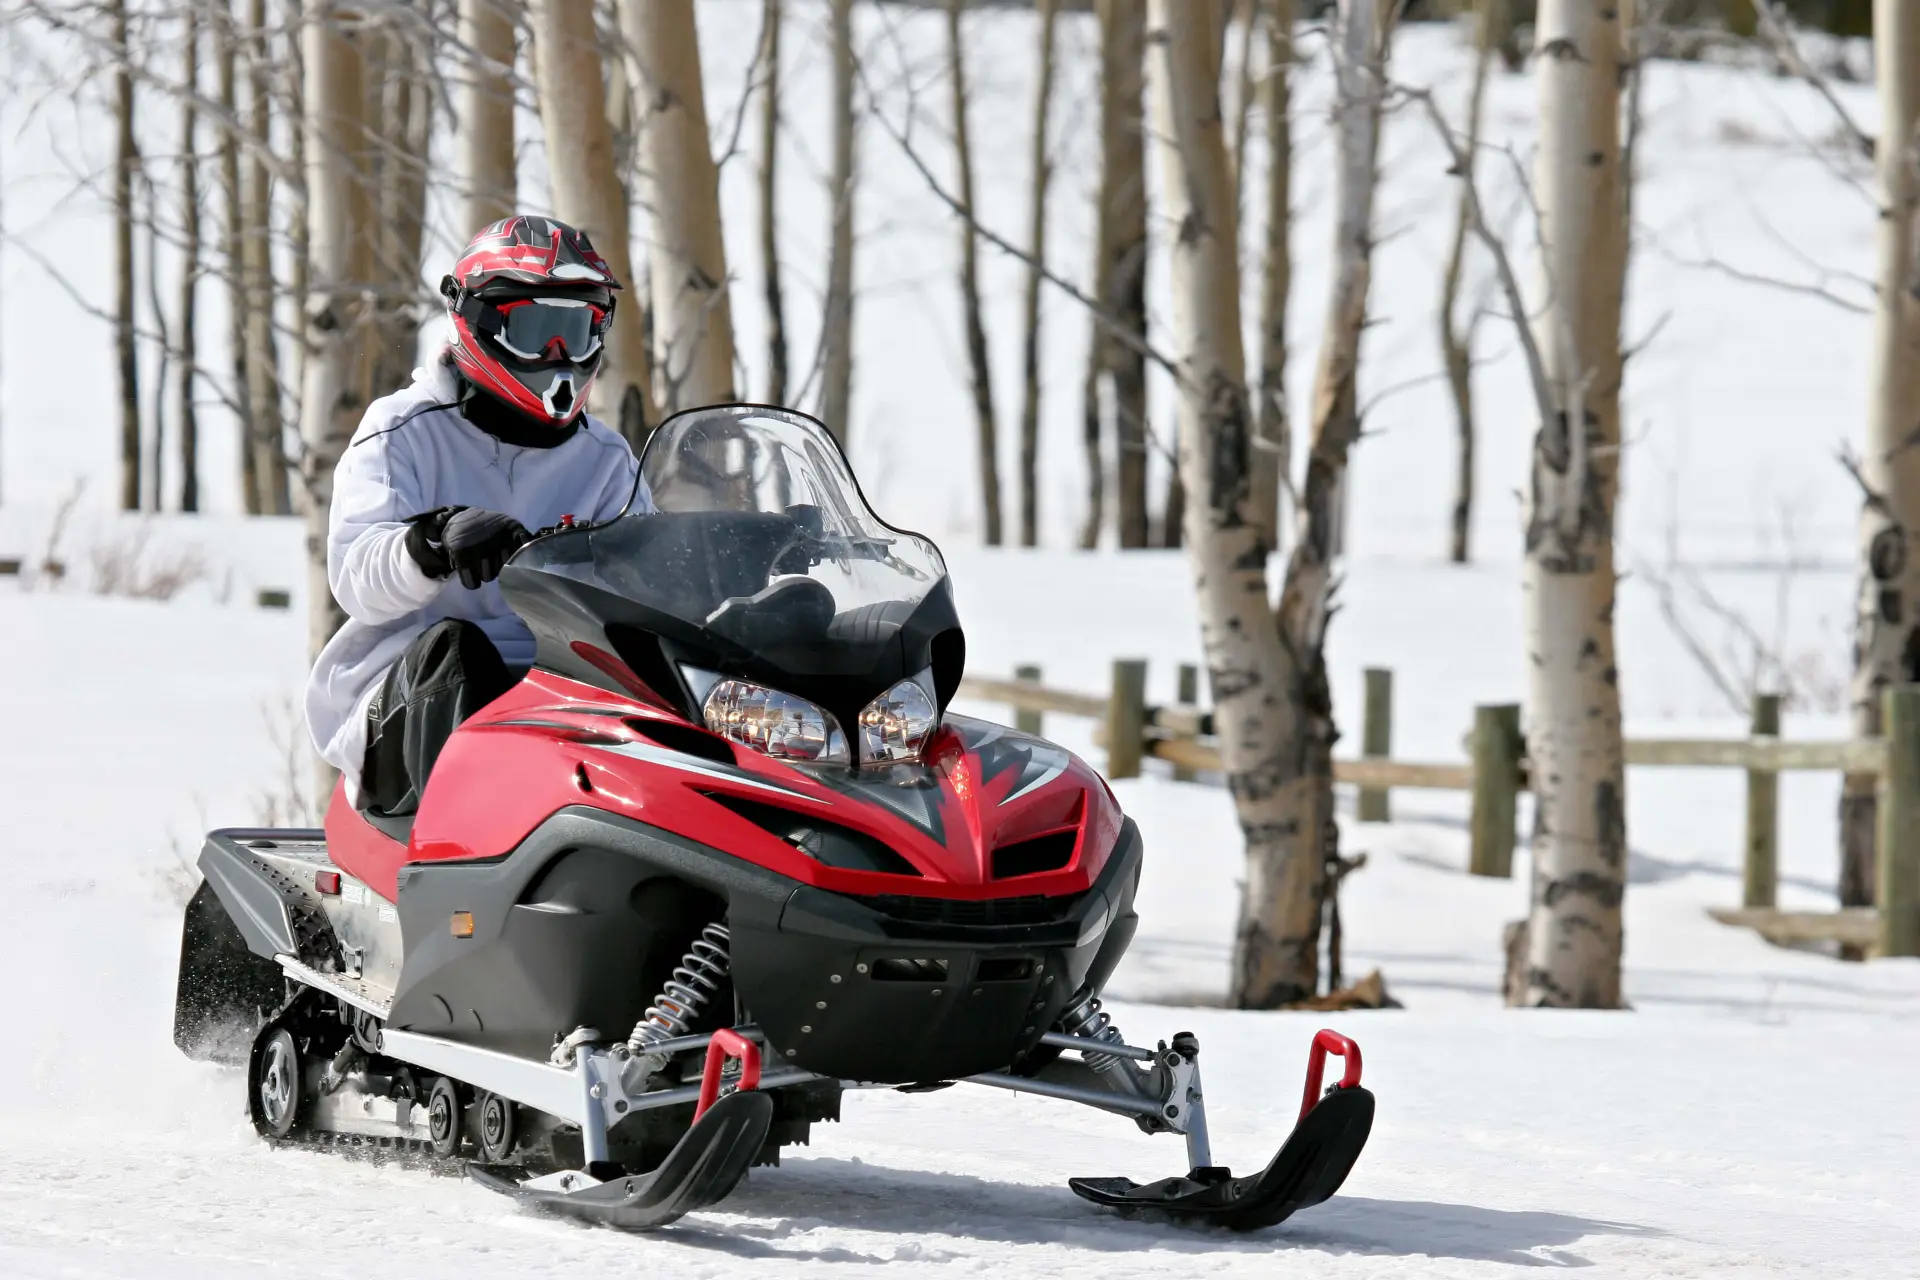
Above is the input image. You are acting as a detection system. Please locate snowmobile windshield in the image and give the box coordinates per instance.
[508,405,957,692]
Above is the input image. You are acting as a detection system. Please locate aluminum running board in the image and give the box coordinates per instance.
[278,955,392,1020]
[382,1029,592,1128]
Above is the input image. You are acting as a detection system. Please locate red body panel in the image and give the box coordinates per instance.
[325,784,409,902]
[324,670,1124,905]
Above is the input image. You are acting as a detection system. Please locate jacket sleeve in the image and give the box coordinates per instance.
[326,421,447,625]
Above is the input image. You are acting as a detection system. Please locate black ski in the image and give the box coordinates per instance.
[469,1090,775,1230]
[1068,1085,1374,1231]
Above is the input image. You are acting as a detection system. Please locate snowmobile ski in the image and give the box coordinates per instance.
[467,1090,775,1230]
[1068,1029,1374,1231]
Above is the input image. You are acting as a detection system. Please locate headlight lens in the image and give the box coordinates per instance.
[858,675,939,765]
[702,679,850,765]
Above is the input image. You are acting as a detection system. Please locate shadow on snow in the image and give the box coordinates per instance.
[654,1158,1661,1268]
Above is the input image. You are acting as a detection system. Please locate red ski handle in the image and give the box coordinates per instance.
[695,1028,764,1121]
[1298,1029,1364,1123]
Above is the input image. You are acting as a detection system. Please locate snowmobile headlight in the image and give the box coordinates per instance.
[858,672,940,765]
[701,678,851,765]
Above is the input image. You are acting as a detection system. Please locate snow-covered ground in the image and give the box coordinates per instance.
[3,556,1917,1277]
[3,7,1918,1278]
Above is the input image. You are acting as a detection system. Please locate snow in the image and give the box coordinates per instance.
[3,552,1917,1276]
[2,8,1918,1279]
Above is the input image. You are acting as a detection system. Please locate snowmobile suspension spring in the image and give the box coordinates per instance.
[630,923,732,1053]
[1059,990,1130,1077]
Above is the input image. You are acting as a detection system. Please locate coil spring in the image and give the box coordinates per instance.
[1059,989,1128,1076]
[630,923,732,1052]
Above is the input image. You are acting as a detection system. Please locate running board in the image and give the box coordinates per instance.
[278,954,392,1020]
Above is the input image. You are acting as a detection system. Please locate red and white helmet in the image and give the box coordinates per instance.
[441,215,622,426]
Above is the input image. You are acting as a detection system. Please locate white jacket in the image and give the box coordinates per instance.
[304,354,649,797]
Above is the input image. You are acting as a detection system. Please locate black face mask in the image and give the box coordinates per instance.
[456,372,581,449]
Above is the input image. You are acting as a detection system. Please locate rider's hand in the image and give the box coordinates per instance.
[404,506,531,588]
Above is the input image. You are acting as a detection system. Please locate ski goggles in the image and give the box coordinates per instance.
[487,297,608,363]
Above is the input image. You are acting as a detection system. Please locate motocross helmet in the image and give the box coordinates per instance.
[442,215,621,427]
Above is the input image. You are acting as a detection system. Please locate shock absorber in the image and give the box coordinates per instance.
[626,923,732,1083]
[1059,988,1144,1093]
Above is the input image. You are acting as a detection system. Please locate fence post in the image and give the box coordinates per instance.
[1172,663,1200,783]
[1878,684,1920,957]
[1468,704,1522,878]
[1358,668,1393,822]
[1013,663,1044,737]
[1105,659,1148,780]
[1743,692,1782,909]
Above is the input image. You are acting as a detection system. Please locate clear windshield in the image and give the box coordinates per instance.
[513,406,947,655]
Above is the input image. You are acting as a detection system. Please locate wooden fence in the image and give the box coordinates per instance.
[955,662,1920,960]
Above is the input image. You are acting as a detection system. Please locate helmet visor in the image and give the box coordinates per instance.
[492,297,606,363]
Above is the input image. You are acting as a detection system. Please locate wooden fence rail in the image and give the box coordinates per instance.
[952,662,1920,960]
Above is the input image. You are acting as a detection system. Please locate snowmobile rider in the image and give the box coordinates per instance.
[305,216,650,817]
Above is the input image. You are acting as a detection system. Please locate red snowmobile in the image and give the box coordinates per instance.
[173,404,1373,1230]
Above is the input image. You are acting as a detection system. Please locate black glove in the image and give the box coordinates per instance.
[404,506,530,589]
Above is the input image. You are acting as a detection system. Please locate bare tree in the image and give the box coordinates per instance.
[1087,0,1150,550]
[244,0,291,514]
[532,0,654,443]
[1251,0,1293,554]
[212,2,260,513]
[370,22,433,399]
[1519,0,1630,1008]
[176,4,202,513]
[1147,0,1385,1007]
[301,0,374,672]
[621,0,738,412]
[947,0,1002,544]
[1440,0,1502,564]
[1016,0,1059,547]
[243,0,291,514]
[1843,0,1920,912]
[759,0,788,405]
[457,0,517,230]
[110,0,141,510]
[820,0,857,443]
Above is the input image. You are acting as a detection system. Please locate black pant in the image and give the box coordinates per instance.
[359,619,519,817]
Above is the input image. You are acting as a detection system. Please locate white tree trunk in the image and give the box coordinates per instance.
[532,0,654,443]
[215,4,258,515]
[1520,0,1630,1008]
[1016,0,1059,548]
[371,23,433,399]
[1251,0,1293,555]
[620,0,738,413]
[1843,0,1920,908]
[301,2,374,665]
[820,0,856,443]
[1149,0,1336,1007]
[244,0,291,516]
[458,0,517,231]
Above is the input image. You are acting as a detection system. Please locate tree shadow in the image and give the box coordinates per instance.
[655,1159,1660,1268]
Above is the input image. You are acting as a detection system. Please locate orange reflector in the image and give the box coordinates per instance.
[451,911,475,939]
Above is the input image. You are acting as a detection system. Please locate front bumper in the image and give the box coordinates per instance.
[731,819,1143,1083]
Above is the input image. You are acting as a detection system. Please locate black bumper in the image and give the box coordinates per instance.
[731,819,1143,1083]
